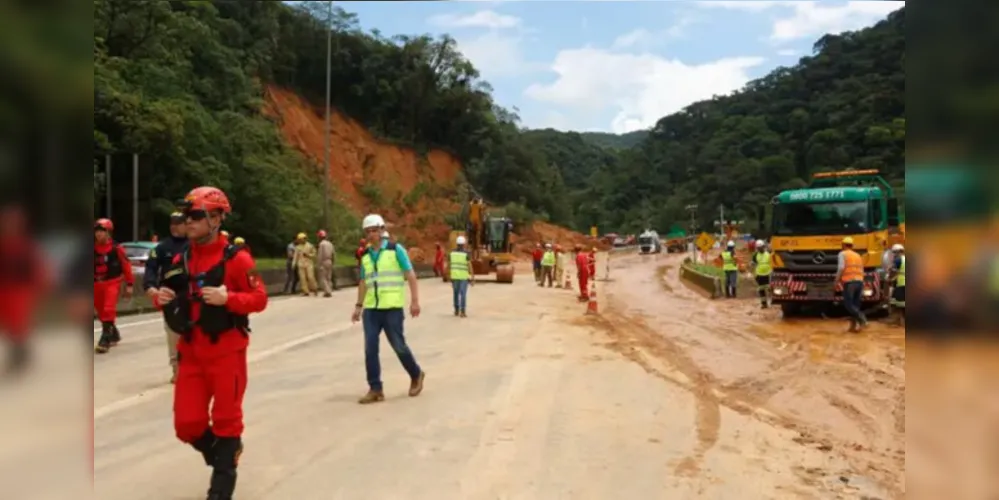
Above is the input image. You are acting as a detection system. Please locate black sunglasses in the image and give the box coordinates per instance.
[184,210,208,221]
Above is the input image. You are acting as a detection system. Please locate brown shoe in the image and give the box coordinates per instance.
[409,372,425,397]
[358,390,385,404]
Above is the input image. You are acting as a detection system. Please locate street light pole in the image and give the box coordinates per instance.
[322,0,332,232]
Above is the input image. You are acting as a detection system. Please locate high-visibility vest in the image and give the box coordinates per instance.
[449,251,470,281]
[721,251,737,271]
[896,256,905,287]
[360,244,405,309]
[840,249,864,283]
[755,252,772,276]
[542,250,555,266]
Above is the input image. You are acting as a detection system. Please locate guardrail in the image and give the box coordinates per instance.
[112,263,443,316]
[678,258,760,299]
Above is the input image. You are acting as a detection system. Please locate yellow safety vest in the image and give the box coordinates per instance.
[449,251,470,281]
[755,252,772,276]
[361,245,405,309]
[840,250,864,283]
[896,256,905,287]
[542,250,555,266]
[722,251,737,271]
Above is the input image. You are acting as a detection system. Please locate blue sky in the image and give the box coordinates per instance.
[336,1,904,133]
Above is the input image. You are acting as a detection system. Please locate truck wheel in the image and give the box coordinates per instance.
[780,303,802,318]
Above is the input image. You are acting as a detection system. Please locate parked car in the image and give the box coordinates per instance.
[121,241,157,280]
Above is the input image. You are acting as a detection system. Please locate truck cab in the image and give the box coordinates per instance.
[767,169,902,314]
[638,230,662,254]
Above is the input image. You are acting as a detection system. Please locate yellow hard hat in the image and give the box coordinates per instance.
[296,232,307,240]
[842,236,854,245]
[234,236,245,245]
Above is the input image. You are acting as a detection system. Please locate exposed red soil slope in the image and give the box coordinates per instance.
[263,85,593,262]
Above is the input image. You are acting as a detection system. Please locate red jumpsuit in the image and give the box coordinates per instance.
[433,246,445,277]
[0,236,47,343]
[576,252,591,300]
[165,237,267,445]
[93,241,133,323]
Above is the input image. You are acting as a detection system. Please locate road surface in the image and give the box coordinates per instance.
[86,253,903,499]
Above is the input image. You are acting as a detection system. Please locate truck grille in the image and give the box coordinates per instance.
[776,249,868,273]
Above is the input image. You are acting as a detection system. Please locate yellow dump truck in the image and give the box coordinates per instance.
[767,169,903,316]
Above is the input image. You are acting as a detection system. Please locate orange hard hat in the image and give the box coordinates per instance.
[95,218,113,231]
[180,186,231,214]
[317,230,327,238]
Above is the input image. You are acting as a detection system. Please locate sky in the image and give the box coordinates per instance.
[336,1,904,134]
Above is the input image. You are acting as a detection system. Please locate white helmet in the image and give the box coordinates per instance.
[727,241,735,247]
[756,239,765,247]
[456,236,467,245]
[545,243,552,248]
[362,214,385,229]
[892,243,904,252]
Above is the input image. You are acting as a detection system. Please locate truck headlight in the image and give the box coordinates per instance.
[773,287,786,295]
[862,289,873,297]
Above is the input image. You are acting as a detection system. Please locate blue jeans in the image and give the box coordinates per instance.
[724,270,738,297]
[362,309,421,392]
[842,280,867,325]
[452,280,469,313]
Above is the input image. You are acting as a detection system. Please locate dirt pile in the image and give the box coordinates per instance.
[264,85,592,263]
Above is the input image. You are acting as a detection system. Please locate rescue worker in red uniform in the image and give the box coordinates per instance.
[0,205,50,373]
[433,242,445,277]
[155,186,267,500]
[575,245,590,301]
[94,218,133,354]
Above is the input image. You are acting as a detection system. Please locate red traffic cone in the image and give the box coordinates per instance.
[586,281,599,314]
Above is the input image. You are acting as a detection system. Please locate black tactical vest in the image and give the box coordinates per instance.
[0,244,35,285]
[94,243,123,281]
[161,245,250,343]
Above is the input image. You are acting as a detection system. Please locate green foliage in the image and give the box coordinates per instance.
[501,202,538,229]
[578,130,649,150]
[403,182,429,208]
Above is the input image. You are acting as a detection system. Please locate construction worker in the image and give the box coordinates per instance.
[721,241,738,298]
[317,230,337,296]
[888,244,905,326]
[532,243,543,283]
[352,214,426,404]
[232,236,246,250]
[155,186,267,500]
[835,236,868,332]
[539,243,556,287]
[588,247,597,279]
[94,218,134,354]
[554,244,565,288]
[282,238,298,294]
[575,245,590,301]
[751,239,772,309]
[293,232,318,296]
[449,236,474,317]
[433,242,445,278]
[143,211,188,382]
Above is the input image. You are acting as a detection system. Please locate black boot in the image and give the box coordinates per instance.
[109,323,121,346]
[192,429,217,467]
[207,437,242,500]
[94,323,113,354]
[5,341,29,374]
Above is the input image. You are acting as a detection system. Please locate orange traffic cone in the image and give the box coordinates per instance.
[586,281,598,314]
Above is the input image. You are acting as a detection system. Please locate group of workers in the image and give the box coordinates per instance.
[533,242,597,301]
[282,231,338,297]
[719,237,906,332]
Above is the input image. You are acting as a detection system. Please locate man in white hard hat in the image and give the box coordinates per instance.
[449,235,475,317]
[720,240,739,298]
[750,239,773,308]
[888,243,905,326]
[351,214,426,404]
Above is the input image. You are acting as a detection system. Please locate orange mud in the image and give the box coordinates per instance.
[264,85,591,262]
[581,252,905,498]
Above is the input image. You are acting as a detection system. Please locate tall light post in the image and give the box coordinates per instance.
[322,0,332,232]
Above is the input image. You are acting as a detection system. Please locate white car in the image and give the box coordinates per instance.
[120,241,157,280]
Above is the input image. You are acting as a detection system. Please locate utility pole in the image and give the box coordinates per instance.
[132,153,139,241]
[322,0,333,232]
[105,154,112,219]
[685,204,697,262]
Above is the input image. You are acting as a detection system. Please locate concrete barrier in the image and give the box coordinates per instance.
[112,263,441,317]
[678,258,722,299]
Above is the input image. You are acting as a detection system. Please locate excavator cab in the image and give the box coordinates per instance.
[444,197,515,283]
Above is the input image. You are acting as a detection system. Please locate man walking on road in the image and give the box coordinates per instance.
[721,241,739,298]
[351,214,426,404]
[836,236,868,332]
[539,243,555,287]
[293,232,318,296]
[94,218,134,354]
[317,230,337,296]
[449,235,474,317]
[283,239,298,294]
[143,212,188,382]
[532,243,543,283]
[554,244,565,288]
[575,245,590,301]
[751,239,772,309]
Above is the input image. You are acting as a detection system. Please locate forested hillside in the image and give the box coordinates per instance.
[572,8,905,234]
[94,0,903,250]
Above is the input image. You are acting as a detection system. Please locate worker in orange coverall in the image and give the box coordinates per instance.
[154,186,268,500]
[0,205,50,373]
[433,242,445,277]
[94,218,133,354]
[575,245,590,301]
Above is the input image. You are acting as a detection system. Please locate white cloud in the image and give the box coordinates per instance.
[776,48,799,56]
[611,17,694,50]
[695,1,903,42]
[525,48,765,133]
[427,10,521,29]
[454,31,532,78]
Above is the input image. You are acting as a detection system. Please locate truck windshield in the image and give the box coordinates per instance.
[638,237,653,245]
[773,201,870,236]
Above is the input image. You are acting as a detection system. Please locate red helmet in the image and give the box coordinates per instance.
[181,186,231,214]
[317,230,327,238]
[360,238,366,245]
[95,218,113,231]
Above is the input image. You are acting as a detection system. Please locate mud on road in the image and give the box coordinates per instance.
[583,252,904,498]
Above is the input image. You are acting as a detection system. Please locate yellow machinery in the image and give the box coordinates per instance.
[443,198,515,283]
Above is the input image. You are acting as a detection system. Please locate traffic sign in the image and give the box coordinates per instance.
[590,226,598,237]
[695,232,715,252]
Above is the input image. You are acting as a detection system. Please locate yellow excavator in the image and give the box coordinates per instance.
[443,197,515,283]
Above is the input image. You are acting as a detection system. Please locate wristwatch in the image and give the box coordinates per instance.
[355,303,362,308]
